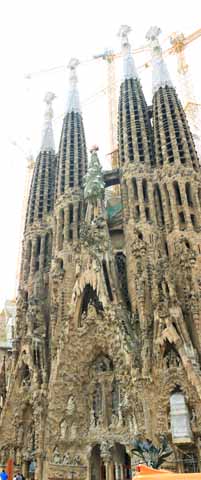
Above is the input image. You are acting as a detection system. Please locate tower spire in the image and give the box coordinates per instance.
[117,24,154,166]
[41,92,56,152]
[117,25,138,80]
[146,26,173,95]
[66,58,81,114]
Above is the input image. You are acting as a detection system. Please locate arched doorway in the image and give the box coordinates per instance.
[90,443,131,480]
[91,445,106,480]
[112,444,131,480]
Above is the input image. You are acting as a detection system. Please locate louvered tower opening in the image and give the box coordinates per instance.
[118,78,154,166]
[56,112,87,198]
[153,86,199,170]
[25,151,55,227]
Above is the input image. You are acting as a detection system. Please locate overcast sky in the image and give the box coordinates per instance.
[0,0,201,308]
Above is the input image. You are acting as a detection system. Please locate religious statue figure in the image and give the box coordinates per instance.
[118,407,124,427]
[145,26,172,94]
[63,452,70,465]
[100,440,112,459]
[128,413,138,434]
[111,412,119,427]
[66,395,76,415]
[60,419,67,439]
[70,423,77,439]
[89,408,96,428]
[53,447,61,464]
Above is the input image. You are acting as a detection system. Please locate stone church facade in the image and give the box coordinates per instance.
[1,25,201,479]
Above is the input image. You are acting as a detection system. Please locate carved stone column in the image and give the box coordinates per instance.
[64,206,69,242]
[115,463,120,480]
[73,204,79,241]
[168,183,180,229]
[100,441,114,480]
[86,445,92,480]
[30,238,37,275]
[35,452,43,480]
[103,460,114,480]
[39,235,46,270]
[120,464,124,480]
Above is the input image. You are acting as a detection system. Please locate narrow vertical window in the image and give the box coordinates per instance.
[185,183,194,207]
[58,209,64,250]
[69,204,74,241]
[35,236,41,272]
[102,260,113,301]
[26,240,32,278]
[115,252,131,311]
[77,202,81,239]
[142,179,149,203]
[154,184,165,226]
[164,183,173,228]
[44,233,49,268]
[173,181,182,206]
[132,178,138,201]
[198,187,201,208]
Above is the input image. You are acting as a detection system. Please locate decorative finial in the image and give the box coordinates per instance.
[41,91,56,152]
[117,25,138,80]
[44,91,56,105]
[146,26,173,94]
[118,25,132,51]
[90,144,99,153]
[146,26,162,55]
[66,57,81,113]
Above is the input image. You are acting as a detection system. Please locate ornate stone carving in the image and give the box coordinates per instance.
[52,447,62,465]
[100,440,113,460]
[66,395,76,416]
[60,419,67,439]
[51,257,65,281]
[63,453,82,466]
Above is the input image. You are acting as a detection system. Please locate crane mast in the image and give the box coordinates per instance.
[93,50,118,170]
[170,30,201,160]
[25,29,201,167]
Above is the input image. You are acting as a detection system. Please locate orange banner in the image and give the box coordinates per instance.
[6,458,14,480]
[135,465,201,480]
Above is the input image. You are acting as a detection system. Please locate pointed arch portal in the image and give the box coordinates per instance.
[90,443,131,480]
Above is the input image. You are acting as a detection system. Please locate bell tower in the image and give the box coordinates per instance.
[53,59,88,301]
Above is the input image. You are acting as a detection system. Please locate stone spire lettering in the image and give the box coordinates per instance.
[66,58,81,114]
[118,24,138,81]
[41,92,56,152]
[146,26,173,95]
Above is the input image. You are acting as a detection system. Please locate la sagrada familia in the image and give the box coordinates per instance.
[1,24,201,479]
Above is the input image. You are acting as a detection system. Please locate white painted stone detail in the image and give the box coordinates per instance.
[170,392,192,442]
[66,58,81,114]
[41,92,56,152]
[118,25,138,81]
[146,26,173,95]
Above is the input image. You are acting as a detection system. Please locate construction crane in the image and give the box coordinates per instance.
[93,44,148,174]
[169,28,201,75]
[11,141,35,291]
[25,27,201,166]
[169,29,201,159]
[93,49,119,171]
